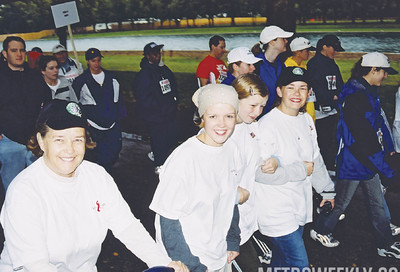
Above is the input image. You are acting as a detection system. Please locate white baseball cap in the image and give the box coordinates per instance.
[361,52,398,75]
[52,44,67,54]
[227,47,262,64]
[290,37,316,52]
[259,26,293,44]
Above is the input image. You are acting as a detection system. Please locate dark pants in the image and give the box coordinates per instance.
[147,118,178,167]
[314,174,393,249]
[87,122,122,174]
[233,237,263,271]
[316,114,339,171]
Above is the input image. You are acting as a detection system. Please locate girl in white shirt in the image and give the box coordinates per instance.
[229,73,278,270]
[255,67,335,268]
[150,84,242,272]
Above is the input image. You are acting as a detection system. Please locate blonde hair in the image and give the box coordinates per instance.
[232,73,269,100]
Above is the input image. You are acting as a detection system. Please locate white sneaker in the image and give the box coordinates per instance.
[378,242,400,259]
[390,223,400,236]
[310,229,340,247]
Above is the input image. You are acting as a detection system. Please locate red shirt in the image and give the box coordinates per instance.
[196,55,227,84]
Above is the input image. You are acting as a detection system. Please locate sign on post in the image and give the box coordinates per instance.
[51,1,81,74]
[51,1,80,29]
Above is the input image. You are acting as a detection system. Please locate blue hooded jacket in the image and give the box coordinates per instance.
[336,78,395,181]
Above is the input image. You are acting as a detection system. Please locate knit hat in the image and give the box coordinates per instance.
[37,99,88,130]
[192,84,238,117]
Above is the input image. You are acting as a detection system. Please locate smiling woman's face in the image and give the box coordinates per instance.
[38,127,86,177]
[277,81,310,116]
[198,103,236,147]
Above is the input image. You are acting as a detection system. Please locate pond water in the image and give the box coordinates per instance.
[24,32,400,53]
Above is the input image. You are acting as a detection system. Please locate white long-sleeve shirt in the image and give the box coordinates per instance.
[0,158,171,272]
[255,108,334,237]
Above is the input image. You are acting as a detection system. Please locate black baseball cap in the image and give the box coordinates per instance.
[37,100,88,130]
[316,35,345,52]
[277,67,310,86]
[85,48,103,60]
[143,42,164,55]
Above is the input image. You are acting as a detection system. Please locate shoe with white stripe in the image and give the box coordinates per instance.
[390,223,400,236]
[377,242,400,259]
[310,229,340,247]
[252,235,272,265]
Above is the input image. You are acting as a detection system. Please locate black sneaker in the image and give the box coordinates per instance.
[377,242,400,259]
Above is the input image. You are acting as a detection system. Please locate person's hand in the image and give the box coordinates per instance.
[0,134,2,140]
[168,261,189,272]
[237,186,250,204]
[333,95,338,101]
[304,161,314,176]
[261,158,279,174]
[227,251,239,263]
[320,198,335,209]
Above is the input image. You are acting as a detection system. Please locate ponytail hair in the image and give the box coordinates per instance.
[350,58,375,79]
[251,42,267,56]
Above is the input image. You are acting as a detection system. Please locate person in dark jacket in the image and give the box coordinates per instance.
[307,35,344,172]
[38,55,78,102]
[73,48,124,174]
[133,42,178,174]
[0,36,51,191]
[310,52,400,259]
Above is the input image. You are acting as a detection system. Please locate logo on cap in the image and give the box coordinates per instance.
[292,67,304,76]
[66,103,82,117]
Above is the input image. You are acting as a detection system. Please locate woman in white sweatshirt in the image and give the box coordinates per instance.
[255,67,335,268]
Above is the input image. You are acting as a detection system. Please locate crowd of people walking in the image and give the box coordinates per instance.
[0,24,399,271]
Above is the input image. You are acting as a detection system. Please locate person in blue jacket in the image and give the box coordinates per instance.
[221,47,262,85]
[251,25,293,116]
[310,52,400,259]
[133,42,179,174]
[307,35,345,172]
[73,48,124,174]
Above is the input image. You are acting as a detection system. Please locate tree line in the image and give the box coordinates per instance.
[0,0,399,34]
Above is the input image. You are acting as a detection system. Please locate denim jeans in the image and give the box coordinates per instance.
[314,174,393,249]
[0,135,35,191]
[268,226,309,269]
